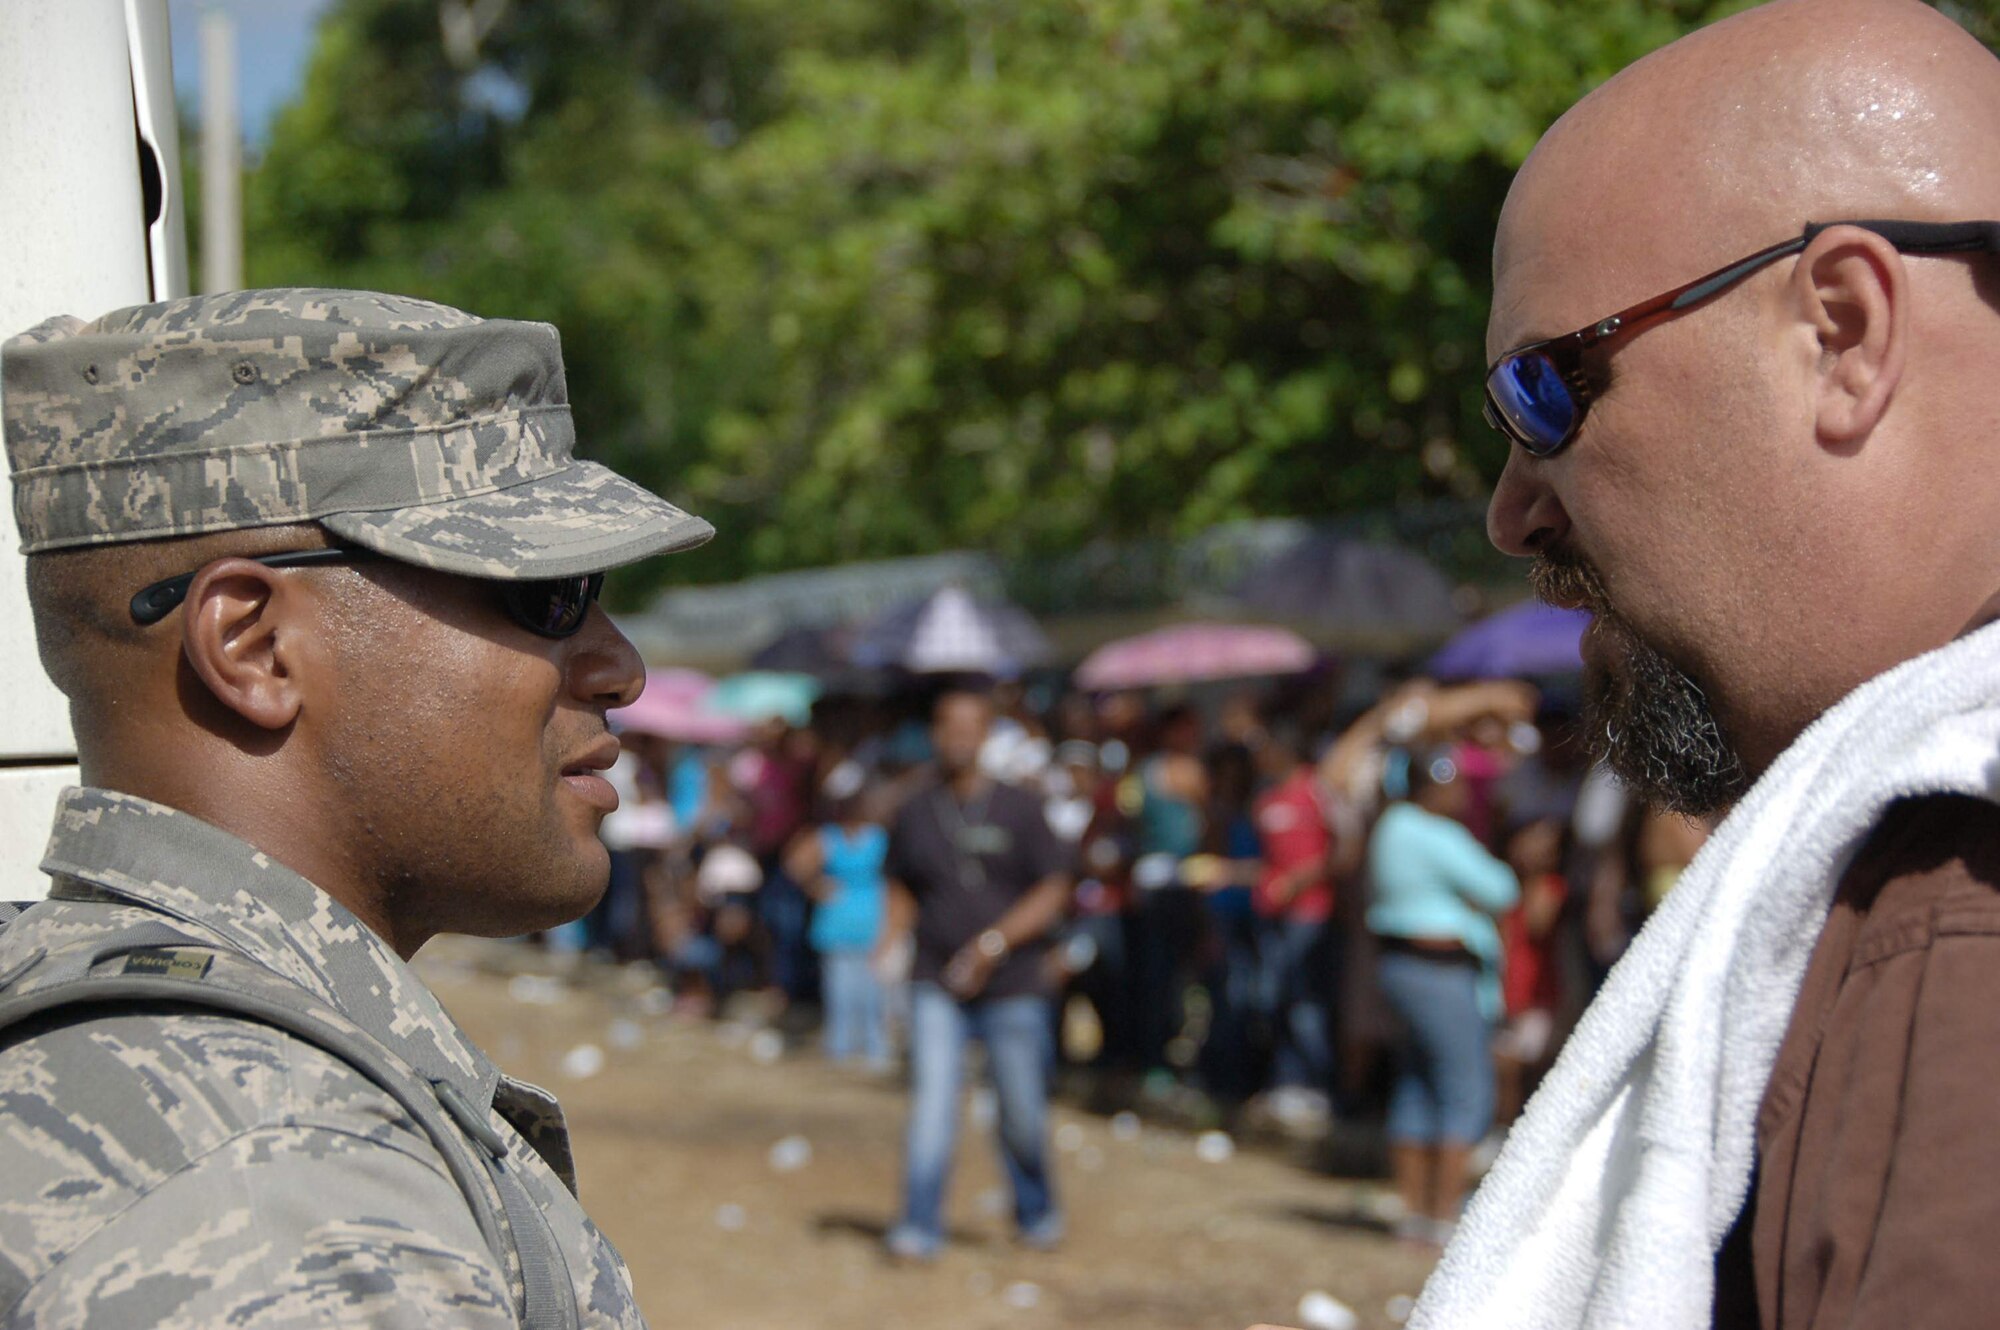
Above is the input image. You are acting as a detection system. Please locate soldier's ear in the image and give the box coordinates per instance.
[179,559,315,732]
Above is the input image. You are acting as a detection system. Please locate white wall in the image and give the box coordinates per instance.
[0,0,185,900]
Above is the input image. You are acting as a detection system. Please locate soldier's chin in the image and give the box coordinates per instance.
[469,853,610,940]
[550,844,614,923]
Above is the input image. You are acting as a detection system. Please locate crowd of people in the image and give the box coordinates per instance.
[554,666,1713,1248]
[11,5,2000,1324]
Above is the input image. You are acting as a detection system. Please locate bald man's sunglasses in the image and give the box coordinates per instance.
[1483,218,2000,457]
[129,546,606,639]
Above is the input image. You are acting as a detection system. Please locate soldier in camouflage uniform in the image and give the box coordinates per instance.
[0,290,713,1328]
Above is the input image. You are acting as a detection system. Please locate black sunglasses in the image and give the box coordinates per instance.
[129,546,606,639]
[1483,218,2000,458]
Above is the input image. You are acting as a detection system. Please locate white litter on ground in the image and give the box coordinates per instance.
[1109,1111,1141,1141]
[748,1029,785,1064]
[1385,1293,1416,1324]
[559,1043,605,1079]
[974,1187,1008,1217]
[1296,1290,1358,1330]
[767,1135,813,1173]
[1053,1122,1086,1152]
[713,1203,747,1232]
[635,987,674,1016]
[968,1086,998,1129]
[1077,1145,1106,1172]
[1002,1282,1042,1310]
[607,1018,644,1050]
[1361,1188,1409,1226]
[507,974,564,1006]
[1194,1130,1236,1164]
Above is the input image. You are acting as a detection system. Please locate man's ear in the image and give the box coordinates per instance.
[1796,225,1907,445]
[179,559,312,731]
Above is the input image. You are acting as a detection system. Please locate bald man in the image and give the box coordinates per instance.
[1404,3,2000,1328]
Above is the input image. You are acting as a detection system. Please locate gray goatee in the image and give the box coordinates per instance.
[1531,552,1749,816]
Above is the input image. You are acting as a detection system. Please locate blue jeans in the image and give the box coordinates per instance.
[756,865,817,1001]
[1068,913,1133,1068]
[1377,948,1494,1146]
[890,983,1060,1255]
[819,948,888,1064]
[1260,917,1336,1093]
[1198,908,1263,1101]
[1129,886,1204,1071]
[583,849,647,956]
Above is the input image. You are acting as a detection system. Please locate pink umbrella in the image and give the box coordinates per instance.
[1074,623,1319,690]
[612,669,750,743]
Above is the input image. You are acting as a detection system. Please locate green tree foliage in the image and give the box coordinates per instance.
[245,0,1759,595]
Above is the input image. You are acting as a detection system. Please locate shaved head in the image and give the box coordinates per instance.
[1488,0,2000,811]
[1497,0,2000,327]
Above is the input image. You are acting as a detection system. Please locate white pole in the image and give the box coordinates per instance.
[200,10,243,294]
[128,0,191,301]
[0,0,166,899]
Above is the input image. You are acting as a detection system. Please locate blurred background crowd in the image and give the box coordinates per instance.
[142,0,1822,1314]
[539,579,1713,1242]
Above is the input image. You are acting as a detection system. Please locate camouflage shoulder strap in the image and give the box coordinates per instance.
[0,908,579,1330]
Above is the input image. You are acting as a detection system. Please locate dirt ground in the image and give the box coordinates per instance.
[416,938,1439,1330]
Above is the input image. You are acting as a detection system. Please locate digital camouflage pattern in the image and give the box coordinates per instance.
[2,289,711,578]
[0,788,646,1328]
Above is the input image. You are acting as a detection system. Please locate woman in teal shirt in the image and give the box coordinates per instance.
[1366,747,1519,1246]
[786,765,892,1069]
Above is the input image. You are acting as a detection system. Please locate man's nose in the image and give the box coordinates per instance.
[569,604,645,709]
[1487,448,1571,556]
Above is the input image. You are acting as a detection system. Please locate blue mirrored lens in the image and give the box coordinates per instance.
[1487,352,1577,455]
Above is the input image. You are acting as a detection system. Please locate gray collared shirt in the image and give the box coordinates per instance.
[0,787,645,1328]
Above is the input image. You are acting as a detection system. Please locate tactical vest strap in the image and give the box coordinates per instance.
[0,918,572,1329]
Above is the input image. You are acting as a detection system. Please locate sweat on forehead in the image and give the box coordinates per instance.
[1494,0,2000,328]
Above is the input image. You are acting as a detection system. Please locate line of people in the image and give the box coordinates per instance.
[574,672,1712,1254]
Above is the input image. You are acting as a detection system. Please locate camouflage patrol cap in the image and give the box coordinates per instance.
[1,288,712,578]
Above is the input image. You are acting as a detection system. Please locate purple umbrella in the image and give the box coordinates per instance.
[1426,602,1592,680]
[1231,532,1461,643]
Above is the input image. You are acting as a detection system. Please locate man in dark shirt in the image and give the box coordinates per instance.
[878,690,1071,1261]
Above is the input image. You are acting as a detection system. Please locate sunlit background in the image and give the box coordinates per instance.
[149,5,2000,1329]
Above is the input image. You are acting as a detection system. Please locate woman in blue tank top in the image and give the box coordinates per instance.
[785,766,891,1067]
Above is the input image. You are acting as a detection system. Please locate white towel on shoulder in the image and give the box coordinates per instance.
[1412,622,2000,1330]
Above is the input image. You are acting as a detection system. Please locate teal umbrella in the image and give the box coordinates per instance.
[707,671,822,726]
